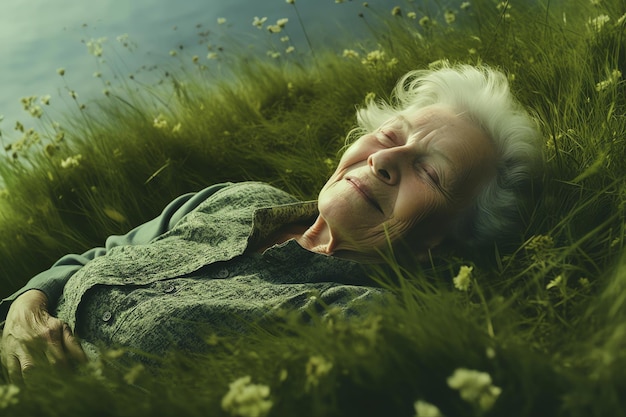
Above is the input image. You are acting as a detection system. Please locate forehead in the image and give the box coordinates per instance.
[401,105,492,150]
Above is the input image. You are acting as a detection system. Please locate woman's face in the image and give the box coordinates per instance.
[317,105,497,256]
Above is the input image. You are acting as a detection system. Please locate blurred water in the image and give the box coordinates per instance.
[0,0,402,143]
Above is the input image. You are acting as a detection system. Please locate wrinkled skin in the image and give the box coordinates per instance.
[1,290,86,384]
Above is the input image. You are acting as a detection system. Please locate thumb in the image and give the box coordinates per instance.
[62,324,87,364]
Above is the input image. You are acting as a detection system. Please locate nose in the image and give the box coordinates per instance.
[368,149,401,185]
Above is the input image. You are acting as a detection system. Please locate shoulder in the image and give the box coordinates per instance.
[196,182,301,213]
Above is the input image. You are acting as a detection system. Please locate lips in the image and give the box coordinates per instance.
[346,177,384,214]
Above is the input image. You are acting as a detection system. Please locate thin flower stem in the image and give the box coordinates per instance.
[290,3,319,71]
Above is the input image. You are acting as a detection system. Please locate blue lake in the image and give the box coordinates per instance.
[0,0,452,143]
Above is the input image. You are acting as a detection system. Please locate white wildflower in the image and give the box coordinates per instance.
[221,376,273,417]
[276,18,288,28]
[60,154,83,169]
[252,16,268,29]
[86,37,107,57]
[589,14,610,31]
[447,368,502,412]
[342,49,360,59]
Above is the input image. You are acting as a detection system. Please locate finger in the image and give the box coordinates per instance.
[5,356,22,386]
[62,324,87,364]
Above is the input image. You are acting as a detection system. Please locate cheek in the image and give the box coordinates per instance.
[336,137,378,169]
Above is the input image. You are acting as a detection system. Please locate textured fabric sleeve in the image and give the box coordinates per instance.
[0,183,233,317]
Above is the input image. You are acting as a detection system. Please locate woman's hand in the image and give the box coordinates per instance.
[1,290,87,384]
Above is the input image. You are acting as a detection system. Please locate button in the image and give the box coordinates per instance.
[102,311,112,322]
[163,284,177,294]
[216,268,229,279]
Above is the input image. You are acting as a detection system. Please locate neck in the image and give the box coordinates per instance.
[296,216,336,255]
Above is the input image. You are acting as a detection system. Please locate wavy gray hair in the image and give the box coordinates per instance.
[352,63,541,249]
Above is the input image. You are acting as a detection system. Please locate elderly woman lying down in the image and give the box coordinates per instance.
[0,64,540,383]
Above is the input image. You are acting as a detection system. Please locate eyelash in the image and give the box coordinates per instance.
[418,163,440,185]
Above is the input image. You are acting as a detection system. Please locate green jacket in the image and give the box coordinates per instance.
[3,182,383,362]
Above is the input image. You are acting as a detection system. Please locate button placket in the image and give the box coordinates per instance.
[102,311,112,322]
[216,268,230,279]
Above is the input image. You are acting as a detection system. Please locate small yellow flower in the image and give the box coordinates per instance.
[447,368,502,412]
[207,52,218,59]
[217,17,226,25]
[267,51,281,59]
[391,6,401,16]
[171,122,182,133]
[407,11,417,19]
[364,92,376,102]
[276,18,289,27]
[267,24,281,33]
[414,400,444,417]
[192,55,199,63]
[546,275,563,290]
[221,376,273,417]
[69,90,78,100]
[419,16,432,28]
[453,265,472,291]
[589,14,610,31]
[286,0,295,4]
[41,95,51,105]
[595,69,622,92]
[124,364,144,385]
[280,36,290,42]
[305,355,333,391]
[169,50,178,57]
[444,9,456,24]
[57,68,65,76]
[153,114,168,129]
[361,49,385,65]
[0,384,20,409]
[461,1,471,10]
[29,105,43,118]
[496,2,511,11]
[285,46,295,54]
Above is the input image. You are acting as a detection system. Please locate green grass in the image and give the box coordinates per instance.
[1,0,625,415]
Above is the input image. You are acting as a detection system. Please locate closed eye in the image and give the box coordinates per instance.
[421,163,440,185]
[375,129,399,146]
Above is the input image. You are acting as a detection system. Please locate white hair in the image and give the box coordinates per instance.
[354,63,541,248]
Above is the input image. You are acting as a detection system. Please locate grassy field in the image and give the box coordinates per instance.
[1,0,625,416]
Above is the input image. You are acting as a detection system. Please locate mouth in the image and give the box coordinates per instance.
[346,177,384,214]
